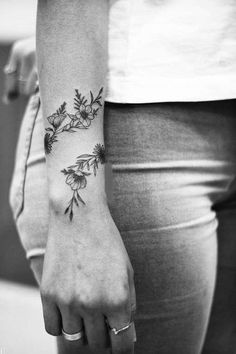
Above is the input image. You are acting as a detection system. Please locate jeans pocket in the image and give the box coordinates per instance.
[9,92,41,221]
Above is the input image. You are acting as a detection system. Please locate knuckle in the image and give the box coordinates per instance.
[77,293,98,314]
[57,293,75,309]
[109,288,130,311]
[40,285,56,304]
[66,296,80,312]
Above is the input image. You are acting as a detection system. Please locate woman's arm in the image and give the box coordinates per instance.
[36,0,136,353]
[37,0,107,210]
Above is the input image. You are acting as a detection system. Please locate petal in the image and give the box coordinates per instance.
[71,182,79,190]
[66,175,74,184]
[84,118,91,127]
[80,178,87,189]
[85,105,92,113]
[88,113,95,120]
[70,113,79,121]
[47,114,55,124]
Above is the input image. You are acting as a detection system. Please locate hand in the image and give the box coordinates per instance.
[40,206,136,354]
[2,36,38,103]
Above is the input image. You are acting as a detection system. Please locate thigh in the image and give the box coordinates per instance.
[103,100,236,354]
[108,166,217,354]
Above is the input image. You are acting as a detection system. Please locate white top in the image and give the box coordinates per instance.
[105,0,236,103]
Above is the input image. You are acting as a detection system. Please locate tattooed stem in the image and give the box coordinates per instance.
[64,190,86,221]
[61,143,105,221]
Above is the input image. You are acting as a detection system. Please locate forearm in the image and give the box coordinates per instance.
[36,0,108,221]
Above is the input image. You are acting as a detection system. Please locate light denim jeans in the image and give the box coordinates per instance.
[9,93,236,354]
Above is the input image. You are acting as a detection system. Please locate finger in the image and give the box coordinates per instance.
[3,70,19,103]
[3,49,18,76]
[59,306,85,346]
[29,256,44,286]
[83,314,110,353]
[107,307,134,354]
[25,68,38,96]
[3,46,20,102]
[57,335,94,354]
[41,296,62,336]
[18,56,35,95]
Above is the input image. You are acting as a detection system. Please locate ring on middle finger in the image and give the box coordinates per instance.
[62,328,84,341]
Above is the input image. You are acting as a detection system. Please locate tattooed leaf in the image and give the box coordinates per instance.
[69,210,73,221]
[64,206,70,214]
[93,108,99,116]
[77,154,92,159]
[93,164,97,176]
[56,102,67,115]
[83,171,91,176]
[76,162,83,169]
[90,91,94,104]
[77,192,85,205]
[45,127,54,132]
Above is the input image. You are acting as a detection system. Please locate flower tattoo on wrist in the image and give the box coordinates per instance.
[61,143,106,221]
[44,87,103,154]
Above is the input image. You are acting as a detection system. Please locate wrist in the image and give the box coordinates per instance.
[49,188,109,220]
[48,160,109,220]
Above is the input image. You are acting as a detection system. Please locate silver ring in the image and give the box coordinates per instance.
[110,321,133,335]
[62,328,84,341]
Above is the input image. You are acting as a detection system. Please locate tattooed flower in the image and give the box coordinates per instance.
[75,104,94,127]
[44,133,53,154]
[65,170,91,191]
[47,112,67,129]
[93,143,106,163]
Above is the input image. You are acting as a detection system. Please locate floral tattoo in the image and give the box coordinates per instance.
[44,87,103,154]
[61,144,106,221]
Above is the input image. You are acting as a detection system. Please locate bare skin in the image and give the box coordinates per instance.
[36,1,136,353]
